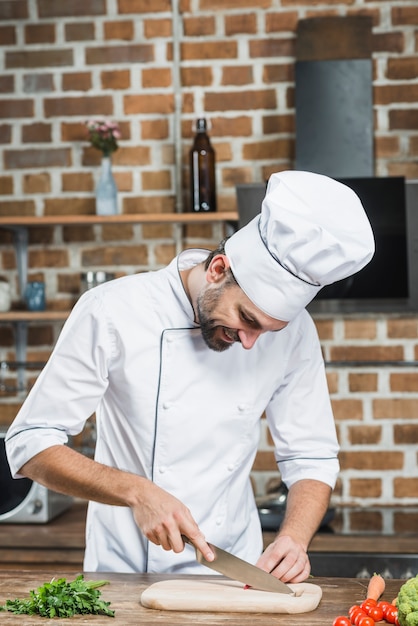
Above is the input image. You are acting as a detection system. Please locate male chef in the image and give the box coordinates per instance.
[6,170,374,582]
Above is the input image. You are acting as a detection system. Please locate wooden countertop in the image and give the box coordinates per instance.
[1,501,417,571]
[0,570,404,625]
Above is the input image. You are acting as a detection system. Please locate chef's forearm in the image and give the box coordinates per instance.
[19,444,147,507]
[277,479,331,550]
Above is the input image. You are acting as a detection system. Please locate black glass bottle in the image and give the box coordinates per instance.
[189,118,217,212]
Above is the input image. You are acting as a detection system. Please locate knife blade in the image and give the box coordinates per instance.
[183,537,294,595]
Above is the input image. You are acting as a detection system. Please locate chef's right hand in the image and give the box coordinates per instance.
[131,478,214,562]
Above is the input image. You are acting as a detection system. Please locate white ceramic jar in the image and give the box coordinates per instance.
[0,282,11,312]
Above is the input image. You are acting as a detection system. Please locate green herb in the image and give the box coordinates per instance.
[0,574,114,618]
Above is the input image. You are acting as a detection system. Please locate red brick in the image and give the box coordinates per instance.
[210,116,253,137]
[373,398,418,420]
[348,510,383,533]
[183,16,215,37]
[113,146,151,166]
[23,74,54,93]
[118,0,171,12]
[44,197,95,216]
[394,511,418,534]
[225,13,257,36]
[144,18,172,38]
[339,450,404,471]
[142,68,172,88]
[62,72,92,91]
[332,398,364,421]
[181,41,238,61]
[265,11,298,32]
[86,44,154,65]
[62,172,93,192]
[263,63,294,83]
[29,249,69,268]
[243,138,293,160]
[387,318,418,338]
[0,1,28,19]
[181,67,213,87]
[375,135,400,158]
[44,96,113,118]
[123,195,175,214]
[349,373,378,393]
[349,478,382,498]
[141,170,171,191]
[62,226,95,242]
[344,319,377,339]
[101,224,134,241]
[394,424,418,445]
[375,84,418,105]
[38,0,106,17]
[200,0,271,7]
[0,177,13,195]
[104,20,134,40]
[387,57,418,80]
[0,26,16,46]
[0,75,14,94]
[0,99,34,119]
[348,425,382,445]
[222,66,253,86]
[82,245,148,266]
[23,173,51,194]
[154,244,177,265]
[249,37,295,58]
[372,31,404,54]
[4,149,71,169]
[221,167,254,187]
[65,22,95,41]
[0,125,12,144]
[394,477,418,498]
[205,89,277,112]
[391,372,418,392]
[124,94,174,115]
[25,23,55,44]
[141,119,169,140]
[6,49,73,69]
[262,114,294,134]
[330,345,404,362]
[21,123,52,143]
[101,70,131,90]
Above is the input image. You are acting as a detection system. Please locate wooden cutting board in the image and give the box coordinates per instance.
[140,579,322,613]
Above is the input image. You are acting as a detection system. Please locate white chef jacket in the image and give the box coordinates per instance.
[6,249,339,573]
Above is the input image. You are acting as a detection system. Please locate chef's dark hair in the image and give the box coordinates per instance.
[204,238,238,287]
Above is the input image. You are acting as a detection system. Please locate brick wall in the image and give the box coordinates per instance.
[0,1,418,513]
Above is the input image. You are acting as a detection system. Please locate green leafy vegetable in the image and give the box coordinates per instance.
[397,574,418,626]
[0,574,114,618]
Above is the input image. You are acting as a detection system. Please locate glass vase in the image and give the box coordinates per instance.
[95,156,118,215]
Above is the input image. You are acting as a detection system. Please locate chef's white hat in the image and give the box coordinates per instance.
[225,170,375,321]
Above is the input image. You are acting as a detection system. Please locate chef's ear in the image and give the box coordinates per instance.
[206,254,231,284]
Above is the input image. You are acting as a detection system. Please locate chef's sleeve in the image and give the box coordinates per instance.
[5,289,116,478]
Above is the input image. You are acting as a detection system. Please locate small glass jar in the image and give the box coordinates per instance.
[25,281,46,311]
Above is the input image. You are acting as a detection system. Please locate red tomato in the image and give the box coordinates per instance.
[354,611,367,626]
[367,605,384,621]
[333,617,351,626]
[361,598,377,611]
[349,605,361,621]
[385,605,399,624]
[378,600,391,612]
[357,618,374,626]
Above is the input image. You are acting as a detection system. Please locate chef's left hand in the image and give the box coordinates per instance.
[255,534,310,584]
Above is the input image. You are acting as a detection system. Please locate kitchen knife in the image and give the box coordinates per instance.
[183,537,294,595]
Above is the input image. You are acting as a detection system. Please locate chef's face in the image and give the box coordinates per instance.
[197,265,287,352]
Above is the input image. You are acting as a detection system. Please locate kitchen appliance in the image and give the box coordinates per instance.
[0,429,72,523]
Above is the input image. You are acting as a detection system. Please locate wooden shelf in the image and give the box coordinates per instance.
[0,212,239,227]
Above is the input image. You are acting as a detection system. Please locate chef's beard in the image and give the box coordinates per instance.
[196,285,240,352]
